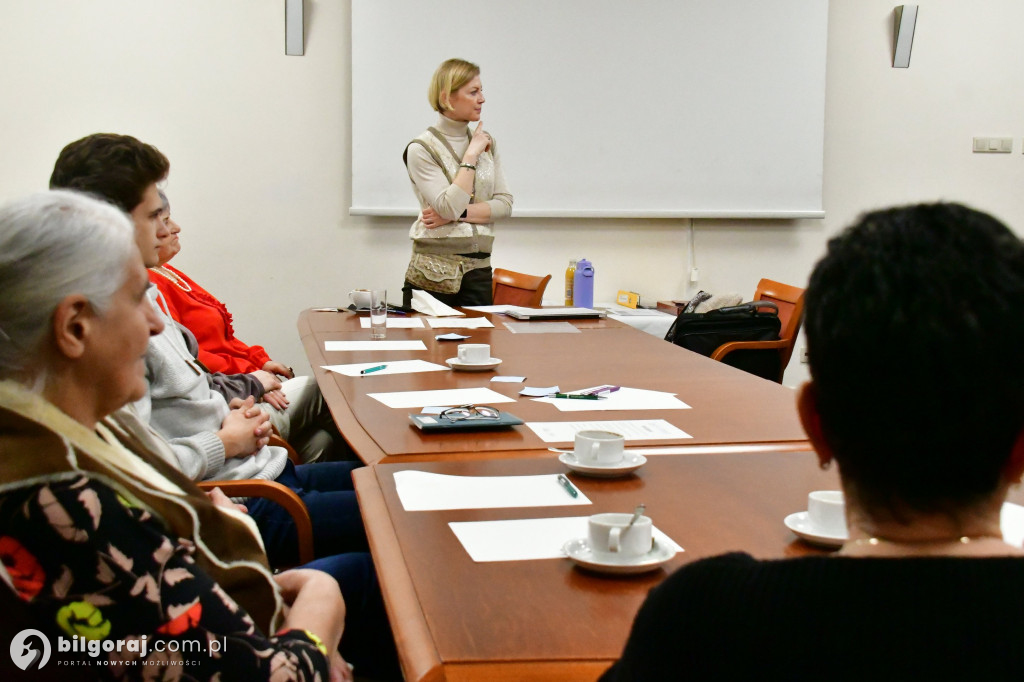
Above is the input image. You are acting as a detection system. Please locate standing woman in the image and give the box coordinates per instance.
[402,58,514,307]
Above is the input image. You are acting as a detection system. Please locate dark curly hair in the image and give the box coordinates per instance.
[805,202,1024,517]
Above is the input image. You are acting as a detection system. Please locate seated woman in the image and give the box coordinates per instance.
[601,203,1024,680]
[148,191,342,463]
[0,191,397,679]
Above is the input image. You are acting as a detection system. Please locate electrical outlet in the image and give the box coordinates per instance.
[800,347,809,363]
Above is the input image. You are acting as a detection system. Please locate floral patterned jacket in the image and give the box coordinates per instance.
[0,382,330,680]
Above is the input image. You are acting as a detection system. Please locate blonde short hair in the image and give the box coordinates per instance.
[428,58,480,113]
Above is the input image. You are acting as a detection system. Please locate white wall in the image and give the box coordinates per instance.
[1,1,1022,387]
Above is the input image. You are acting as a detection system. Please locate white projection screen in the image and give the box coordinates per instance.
[351,0,828,219]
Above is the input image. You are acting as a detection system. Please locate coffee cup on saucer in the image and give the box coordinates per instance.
[457,343,491,364]
[587,512,653,558]
[573,430,625,466]
[349,289,372,309]
[807,490,846,536]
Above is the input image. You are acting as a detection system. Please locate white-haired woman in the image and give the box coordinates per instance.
[401,57,514,307]
[0,191,351,679]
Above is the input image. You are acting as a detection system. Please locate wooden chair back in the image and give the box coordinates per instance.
[491,268,552,307]
[753,278,805,369]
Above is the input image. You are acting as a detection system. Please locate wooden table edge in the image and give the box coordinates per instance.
[354,467,444,682]
[441,660,615,681]
[371,439,812,463]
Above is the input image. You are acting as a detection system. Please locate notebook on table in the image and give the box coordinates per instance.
[409,411,524,431]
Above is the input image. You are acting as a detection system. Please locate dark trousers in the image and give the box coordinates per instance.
[247,460,368,566]
[402,265,493,308]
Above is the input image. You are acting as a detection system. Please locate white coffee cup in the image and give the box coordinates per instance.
[807,490,846,536]
[588,512,653,558]
[573,430,625,465]
[457,343,491,364]
[349,289,372,309]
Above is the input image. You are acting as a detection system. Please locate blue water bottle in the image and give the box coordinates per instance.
[574,258,595,308]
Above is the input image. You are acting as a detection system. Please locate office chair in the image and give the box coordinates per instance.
[491,268,552,307]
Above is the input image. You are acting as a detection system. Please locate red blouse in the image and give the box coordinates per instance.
[148,264,271,374]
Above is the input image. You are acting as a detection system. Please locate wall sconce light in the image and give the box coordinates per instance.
[286,0,304,56]
[892,5,917,68]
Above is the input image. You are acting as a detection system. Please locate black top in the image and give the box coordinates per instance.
[600,551,1024,681]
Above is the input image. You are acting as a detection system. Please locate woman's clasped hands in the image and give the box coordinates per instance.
[218,395,272,458]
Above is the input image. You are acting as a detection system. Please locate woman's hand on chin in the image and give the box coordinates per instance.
[467,121,490,158]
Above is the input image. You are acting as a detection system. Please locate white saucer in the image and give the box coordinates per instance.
[557,452,647,478]
[784,511,847,548]
[784,502,1024,550]
[563,537,677,575]
[446,357,502,371]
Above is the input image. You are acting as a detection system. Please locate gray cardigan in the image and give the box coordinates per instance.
[134,285,287,483]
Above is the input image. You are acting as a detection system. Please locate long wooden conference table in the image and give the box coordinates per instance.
[297,308,809,465]
[355,451,847,682]
[297,307,819,681]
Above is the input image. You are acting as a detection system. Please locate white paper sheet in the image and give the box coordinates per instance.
[325,340,427,351]
[321,360,448,377]
[449,516,683,562]
[525,420,692,443]
[534,387,691,412]
[491,375,526,383]
[520,386,559,397]
[368,387,516,409]
[426,317,494,329]
[503,321,581,334]
[358,317,425,328]
[393,471,592,511]
[410,290,464,317]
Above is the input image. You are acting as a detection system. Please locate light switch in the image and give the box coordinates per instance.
[973,137,1013,153]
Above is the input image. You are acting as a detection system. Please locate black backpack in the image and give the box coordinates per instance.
[665,301,782,380]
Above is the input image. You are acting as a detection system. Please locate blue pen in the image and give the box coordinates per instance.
[360,364,387,375]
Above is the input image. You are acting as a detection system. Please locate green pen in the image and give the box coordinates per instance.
[557,474,579,498]
[551,393,600,400]
[360,364,387,375]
